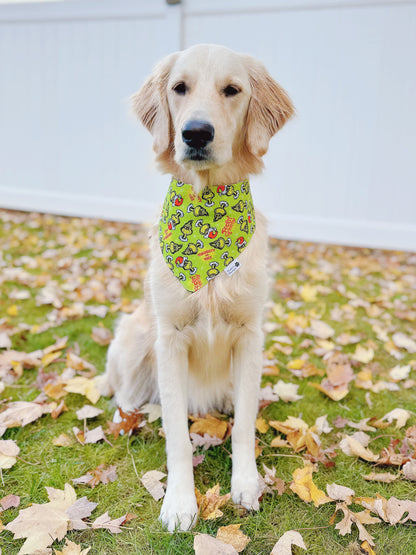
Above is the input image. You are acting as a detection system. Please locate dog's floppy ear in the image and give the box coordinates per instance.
[244,56,295,158]
[131,53,178,155]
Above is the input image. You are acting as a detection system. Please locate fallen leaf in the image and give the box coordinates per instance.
[73,425,106,445]
[362,472,399,483]
[54,538,91,555]
[273,380,303,402]
[389,365,411,381]
[91,511,128,534]
[380,408,412,429]
[334,503,379,546]
[190,432,224,450]
[64,377,100,404]
[75,405,104,420]
[308,319,335,339]
[326,483,355,503]
[0,401,50,433]
[270,530,307,554]
[140,403,162,423]
[194,533,238,555]
[107,408,144,438]
[0,439,20,469]
[289,463,331,506]
[1,494,20,510]
[195,484,231,520]
[339,435,379,462]
[73,464,117,488]
[216,524,250,552]
[392,332,416,353]
[352,346,374,364]
[402,460,416,481]
[189,414,228,440]
[5,484,96,555]
[53,433,73,447]
[140,470,166,501]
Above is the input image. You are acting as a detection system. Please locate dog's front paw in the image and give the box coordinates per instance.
[231,473,261,511]
[159,488,198,532]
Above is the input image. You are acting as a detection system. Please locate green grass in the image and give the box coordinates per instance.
[0,210,415,554]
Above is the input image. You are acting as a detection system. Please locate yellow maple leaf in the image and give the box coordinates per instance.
[195,484,231,520]
[290,464,331,507]
[64,377,100,404]
[41,351,63,368]
[189,414,228,439]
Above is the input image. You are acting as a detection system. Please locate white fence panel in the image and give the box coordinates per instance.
[184,0,416,250]
[0,0,180,223]
[0,0,415,250]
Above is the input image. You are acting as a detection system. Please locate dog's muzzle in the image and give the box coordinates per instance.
[181,120,215,161]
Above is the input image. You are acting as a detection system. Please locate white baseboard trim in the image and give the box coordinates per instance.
[1,187,415,252]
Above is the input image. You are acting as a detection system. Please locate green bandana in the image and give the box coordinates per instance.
[159,178,256,293]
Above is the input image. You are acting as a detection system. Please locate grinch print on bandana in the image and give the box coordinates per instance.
[159,178,256,293]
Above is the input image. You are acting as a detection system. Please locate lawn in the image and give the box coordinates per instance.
[0,208,415,555]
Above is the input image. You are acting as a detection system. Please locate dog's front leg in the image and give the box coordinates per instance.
[231,328,263,510]
[156,331,197,532]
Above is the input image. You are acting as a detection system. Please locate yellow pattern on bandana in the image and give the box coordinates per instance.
[159,178,256,293]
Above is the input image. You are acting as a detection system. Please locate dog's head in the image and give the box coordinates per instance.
[132,44,294,177]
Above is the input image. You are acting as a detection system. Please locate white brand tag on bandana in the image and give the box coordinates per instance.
[224,259,242,276]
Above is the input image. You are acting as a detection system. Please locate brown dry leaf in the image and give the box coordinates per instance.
[50,400,69,419]
[311,353,354,401]
[91,326,113,346]
[195,484,231,520]
[107,408,144,438]
[73,464,117,489]
[189,414,229,440]
[326,483,355,504]
[0,401,50,432]
[66,353,96,374]
[54,538,91,555]
[339,436,379,462]
[356,494,416,525]
[0,439,20,469]
[194,533,238,555]
[190,432,224,450]
[289,463,331,507]
[216,524,250,552]
[64,377,100,404]
[270,530,307,554]
[1,494,20,510]
[402,460,416,481]
[362,472,399,483]
[334,503,380,546]
[5,483,97,554]
[75,425,106,445]
[91,511,129,534]
[377,438,411,466]
[140,470,167,501]
[53,433,73,447]
[261,464,286,495]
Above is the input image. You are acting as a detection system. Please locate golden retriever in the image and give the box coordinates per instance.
[100,44,294,532]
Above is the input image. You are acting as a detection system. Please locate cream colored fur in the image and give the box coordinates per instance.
[100,44,294,532]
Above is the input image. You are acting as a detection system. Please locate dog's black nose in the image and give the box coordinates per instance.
[182,120,215,149]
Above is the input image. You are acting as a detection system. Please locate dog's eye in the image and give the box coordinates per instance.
[223,85,240,97]
[173,82,187,95]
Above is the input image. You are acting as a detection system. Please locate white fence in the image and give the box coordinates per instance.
[1,0,415,250]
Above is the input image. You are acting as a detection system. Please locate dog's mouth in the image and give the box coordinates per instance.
[183,146,214,164]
